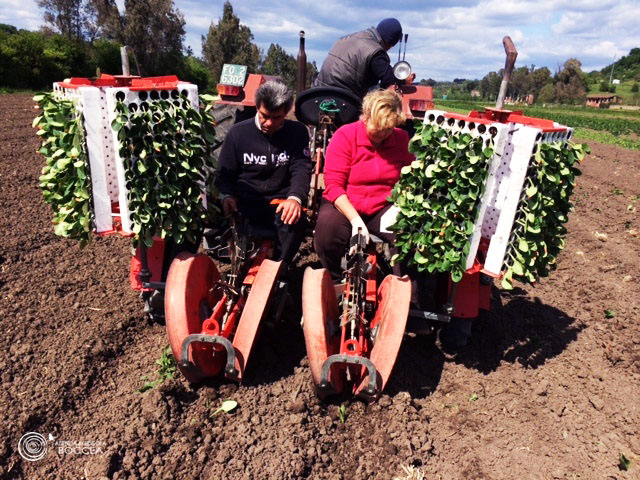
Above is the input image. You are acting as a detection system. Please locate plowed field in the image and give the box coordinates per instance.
[1,93,639,479]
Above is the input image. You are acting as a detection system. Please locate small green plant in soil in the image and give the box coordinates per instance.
[34,92,93,246]
[619,452,631,471]
[338,404,347,423]
[210,399,238,417]
[137,345,177,393]
[468,392,479,402]
[604,308,616,319]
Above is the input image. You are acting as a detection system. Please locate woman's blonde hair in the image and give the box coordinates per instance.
[360,89,406,131]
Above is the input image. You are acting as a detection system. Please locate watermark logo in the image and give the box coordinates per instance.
[18,432,106,461]
[17,432,48,462]
[54,439,106,455]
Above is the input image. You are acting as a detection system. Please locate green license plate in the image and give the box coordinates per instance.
[219,64,248,86]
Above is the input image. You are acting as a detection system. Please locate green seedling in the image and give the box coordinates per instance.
[338,404,347,424]
[34,92,93,246]
[501,141,588,289]
[137,346,177,393]
[468,392,479,402]
[34,91,219,249]
[390,121,588,289]
[211,400,238,417]
[390,123,493,282]
[114,93,219,248]
[619,453,631,471]
[604,309,616,319]
[612,187,624,195]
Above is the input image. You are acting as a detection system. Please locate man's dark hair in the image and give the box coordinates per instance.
[255,80,294,112]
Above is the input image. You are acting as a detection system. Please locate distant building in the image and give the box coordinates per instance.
[612,79,620,85]
[470,90,481,98]
[586,93,620,108]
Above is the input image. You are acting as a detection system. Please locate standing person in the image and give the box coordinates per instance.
[214,80,312,272]
[314,18,416,100]
[313,89,413,281]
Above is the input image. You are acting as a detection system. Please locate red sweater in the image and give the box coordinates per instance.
[323,120,414,215]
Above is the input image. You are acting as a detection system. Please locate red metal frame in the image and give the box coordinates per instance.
[215,73,280,107]
[338,252,378,361]
[200,238,273,342]
[129,238,165,291]
[395,84,434,119]
[56,74,188,91]
[440,108,568,133]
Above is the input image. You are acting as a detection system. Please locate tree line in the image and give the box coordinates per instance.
[0,1,315,92]
[431,50,640,105]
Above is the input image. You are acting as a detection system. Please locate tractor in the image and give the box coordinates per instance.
[47,35,577,402]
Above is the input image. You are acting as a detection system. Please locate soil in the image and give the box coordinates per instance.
[1,92,639,480]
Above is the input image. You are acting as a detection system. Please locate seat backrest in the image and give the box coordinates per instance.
[295,86,361,127]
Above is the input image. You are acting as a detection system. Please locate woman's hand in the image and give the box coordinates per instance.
[349,215,370,253]
[334,194,369,251]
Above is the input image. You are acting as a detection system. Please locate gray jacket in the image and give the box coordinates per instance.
[315,27,390,99]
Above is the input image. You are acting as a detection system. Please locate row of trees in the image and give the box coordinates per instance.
[441,47,640,105]
[202,3,316,93]
[437,59,590,105]
[1,1,315,92]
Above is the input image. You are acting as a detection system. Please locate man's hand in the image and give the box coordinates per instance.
[275,198,302,225]
[222,196,238,218]
[405,72,416,85]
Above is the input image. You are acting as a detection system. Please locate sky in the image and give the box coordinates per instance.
[1,0,639,81]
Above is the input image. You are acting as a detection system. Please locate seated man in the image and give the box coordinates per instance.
[214,80,312,272]
[314,18,416,100]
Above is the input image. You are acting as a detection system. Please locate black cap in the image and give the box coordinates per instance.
[376,18,402,46]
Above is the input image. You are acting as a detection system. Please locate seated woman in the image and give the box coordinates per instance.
[314,88,413,282]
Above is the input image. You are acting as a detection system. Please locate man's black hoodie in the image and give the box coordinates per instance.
[214,117,312,203]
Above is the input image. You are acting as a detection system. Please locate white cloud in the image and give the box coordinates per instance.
[0,0,42,30]
[2,0,638,80]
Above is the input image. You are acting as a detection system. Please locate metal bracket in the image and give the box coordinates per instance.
[142,281,166,290]
[318,354,378,400]
[408,309,451,323]
[179,333,240,381]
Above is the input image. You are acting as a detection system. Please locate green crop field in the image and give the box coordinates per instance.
[434,99,640,150]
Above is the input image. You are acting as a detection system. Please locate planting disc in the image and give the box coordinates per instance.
[232,259,281,381]
[355,274,411,399]
[165,253,225,382]
[301,267,344,396]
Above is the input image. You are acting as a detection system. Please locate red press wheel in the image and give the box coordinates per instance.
[301,267,344,396]
[165,253,225,382]
[232,259,282,381]
[355,274,411,399]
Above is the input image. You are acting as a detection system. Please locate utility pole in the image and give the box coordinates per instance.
[296,31,307,95]
[609,54,616,84]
